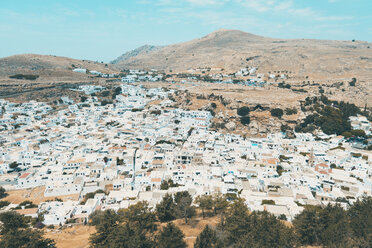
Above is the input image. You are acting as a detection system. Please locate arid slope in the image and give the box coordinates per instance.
[115,29,372,81]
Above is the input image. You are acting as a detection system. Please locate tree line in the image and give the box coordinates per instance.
[1,191,371,247]
[88,192,372,248]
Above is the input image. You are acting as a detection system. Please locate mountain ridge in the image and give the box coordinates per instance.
[113,29,372,81]
[111,45,163,65]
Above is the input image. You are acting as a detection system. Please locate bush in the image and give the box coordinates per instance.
[342,131,352,138]
[278,82,291,89]
[270,108,284,118]
[351,129,366,138]
[285,107,297,115]
[9,162,18,169]
[349,78,357,86]
[280,124,290,133]
[237,106,250,116]
[100,90,110,97]
[0,200,10,208]
[0,187,7,199]
[261,199,276,205]
[240,115,250,125]
[9,74,39,80]
[101,100,112,106]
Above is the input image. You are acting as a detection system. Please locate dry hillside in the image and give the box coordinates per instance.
[115,29,372,82]
[0,54,118,84]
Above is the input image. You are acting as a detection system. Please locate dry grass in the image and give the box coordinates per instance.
[3,186,79,204]
[45,225,95,248]
[44,215,220,248]
[171,216,220,247]
[117,29,372,85]
[143,82,304,107]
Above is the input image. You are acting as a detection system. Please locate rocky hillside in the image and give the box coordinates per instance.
[111,45,162,64]
[114,29,372,81]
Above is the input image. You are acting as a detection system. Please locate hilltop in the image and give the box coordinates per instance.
[0,54,117,83]
[114,29,372,81]
[0,54,120,102]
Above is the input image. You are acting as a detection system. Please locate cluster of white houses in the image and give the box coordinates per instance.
[0,84,371,225]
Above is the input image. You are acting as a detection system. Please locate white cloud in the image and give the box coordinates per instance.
[186,0,229,5]
[236,0,351,22]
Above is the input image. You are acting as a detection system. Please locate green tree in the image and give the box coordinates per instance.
[318,204,350,247]
[0,211,27,234]
[194,225,222,248]
[0,229,56,248]
[89,210,121,247]
[280,124,290,133]
[156,223,187,248]
[212,194,229,228]
[0,211,55,248]
[270,108,284,118]
[160,180,170,190]
[9,161,18,169]
[174,191,195,224]
[240,115,251,125]
[119,201,157,232]
[349,77,357,86]
[342,131,352,138]
[0,200,10,208]
[237,106,250,116]
[351,129,366,138]
[156,194,176,222]
[349,197,372,245]
[235,211,296,248]
[0,186,7,199]
[293,208,321,246]
[108,223,154,248]
[224,199,251,244]
[195,195,213,218]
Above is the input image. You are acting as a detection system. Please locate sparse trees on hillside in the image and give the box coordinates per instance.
[0,211,55,248]
[156,193,176,222]
[194,225,222,248]
[156,223,187,248]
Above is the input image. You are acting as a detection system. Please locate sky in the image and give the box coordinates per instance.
[1,0,371,62]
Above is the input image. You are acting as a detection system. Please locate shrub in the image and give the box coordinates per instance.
[349,78,356,86]
[237,106,250,116]
[285,107,297,115]
[270,108,284,118]
[9,74,39,80]
[0,200,10,208]
[0,187,7,199]
[351,129,366,138]
[280,124,290,133]
[240,115,250,125]
[261,199,275,205]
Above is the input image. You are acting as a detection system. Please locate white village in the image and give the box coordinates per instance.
[0,80,371,227]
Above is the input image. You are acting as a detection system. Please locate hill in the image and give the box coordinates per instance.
[0,54,119,102]
[114,29,372,81]
[0,54,117,83]
[111,45,162,64]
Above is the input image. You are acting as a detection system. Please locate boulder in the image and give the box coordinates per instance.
[226,121,236,131]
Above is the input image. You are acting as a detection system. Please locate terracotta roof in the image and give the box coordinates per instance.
[19,173,31,179]
[263,158,279,165]
[151,178,161,183]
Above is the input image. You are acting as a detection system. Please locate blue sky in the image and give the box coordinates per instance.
[1,0,371,62]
